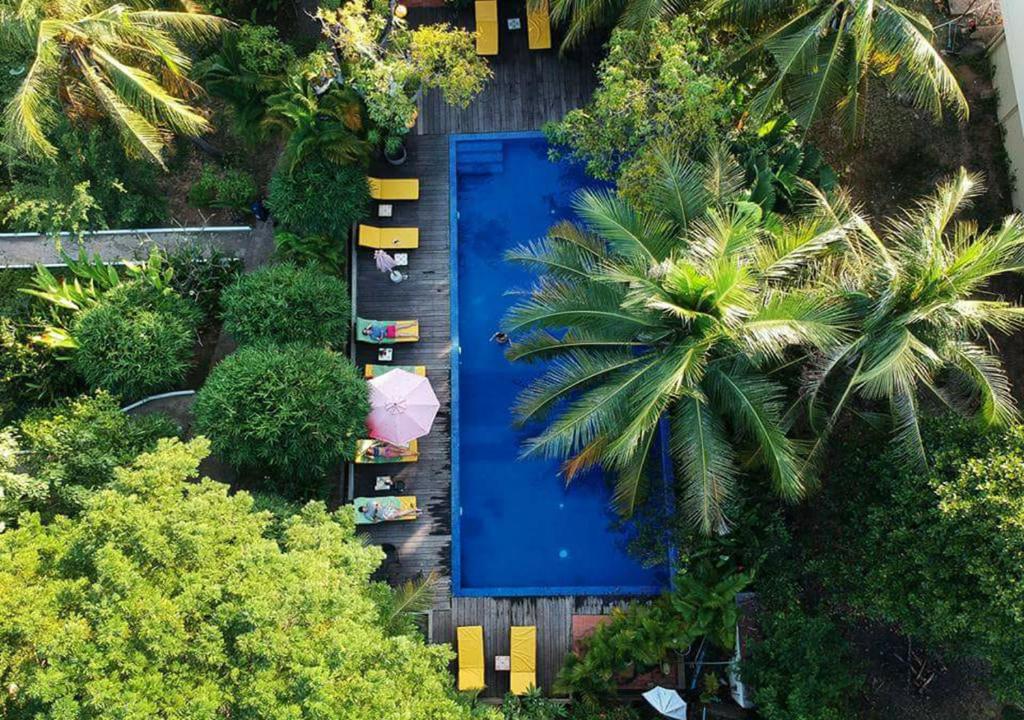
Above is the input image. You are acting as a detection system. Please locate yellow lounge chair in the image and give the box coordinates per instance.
[356,318,420,344]
[358,224,420,250]
[510,626,536,694]
[352,496,418,524]
[457,626,486,691]
[354,439,419,464]
[527,0,551,50]
[368,177,420,201]
[364,364,427,378]
[475,0,498,55]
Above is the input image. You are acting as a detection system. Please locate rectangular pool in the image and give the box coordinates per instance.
[449,132,669,597]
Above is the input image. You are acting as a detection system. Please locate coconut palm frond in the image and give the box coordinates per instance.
[889,388,928,470]
[387,571,439,626]
[943,341,1019,428]
[741,291,852,361]
[609,427,659,516]
[3,38,60,158]
[670,395,737,534]
[574,189,678,262]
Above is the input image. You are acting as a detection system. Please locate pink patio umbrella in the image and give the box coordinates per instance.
[367,368,440,445]
[374,249,398,273]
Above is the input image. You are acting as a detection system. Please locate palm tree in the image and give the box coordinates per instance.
[503,149,853,532]
[712,0,968,138]
[263,77,371,176]
[801,169,1024,471]
[2,0,225,167]
[549,0,674,49]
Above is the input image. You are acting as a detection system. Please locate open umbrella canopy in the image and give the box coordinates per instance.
[642,687,687,720]
[374,249,398,272]
[367,368,440,445]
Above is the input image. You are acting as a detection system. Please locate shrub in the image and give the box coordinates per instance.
[820,416,1024,706]
[273,229,346,272]
[266,156,370,238]
[72,282,201,399]
[236,23,296,76]
[193,344,369,495]
[166,243,244,321]
[2,391,178,522]
[741,607,862,720]
[221,263,350,347]
[187,164,258,210]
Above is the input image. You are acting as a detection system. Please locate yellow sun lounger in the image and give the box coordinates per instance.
[364,364,427,378]
[527,0,551,50]
[457,626,486,691]
[510,626,536,694]
[354,439,419,464]
[358,224,420,250]
[475,0,498,55]
[352,496,418,524]
[368,177,420,201]
[355,318,420,344]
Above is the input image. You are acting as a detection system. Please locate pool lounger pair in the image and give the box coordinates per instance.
[352,496,417,525]
[356,318,420,344]
[364,364,427,378]
[456,625,536,693]
[368,177,419,201]
[354,439,419,464]
[358,224,419,250]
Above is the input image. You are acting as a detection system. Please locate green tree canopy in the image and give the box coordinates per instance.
[0,437,473,719]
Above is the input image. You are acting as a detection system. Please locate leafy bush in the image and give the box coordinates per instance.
[193,344,369,495]
[249,491,302,540]
[0,438,476,719]
[187,164,258,210]
[266,155,370,239]
[819,416,1024,706]
[0,392,177,523]
[544,15,742,203]
[741,607,861,720]
[236,23,296,75]
[273,229,345,272]
[221,263,350,347]
[166,243,244,321]
[72,282,201,399]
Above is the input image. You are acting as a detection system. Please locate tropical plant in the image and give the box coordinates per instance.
[318,0,490,148]
[0,437,476,719]
[221,262,351,347]
[263,77,370,174]
[2,0,226,165]
[165,243,243,321]
[545,16,740,204]
[799,169,1024,473]
[274,229,346,272]
[741,605,862,720]
[501,687,568,720]
[1,391,177,524]
[187,164,258,210]
[711,0,968,138]
[266,155,370,239]
[193,343,369,495]
[503,149,851,530]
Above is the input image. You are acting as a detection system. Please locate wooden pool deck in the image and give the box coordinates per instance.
[351,8,620,697]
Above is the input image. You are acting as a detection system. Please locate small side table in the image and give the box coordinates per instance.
[378,347,394,362]
[378,203,394,218]
[394,252,409,267]
[494,655,511,672]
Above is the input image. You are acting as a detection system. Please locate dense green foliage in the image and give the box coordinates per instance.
[820,416,1024,705]
[742,607,861,720]
[556,558,751,699]
[545,17,739,204]
[222,263,350,347]
[165,244,244,322]
[273,229,346,272]
[267,156,370,239]
[0,438,474,719]
[72,281,201,399]
[187,164,258,210]
[0,391,176,524]
[193,344,369,494]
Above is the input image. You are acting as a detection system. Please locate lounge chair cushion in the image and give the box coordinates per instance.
[364,364,427,378]
[358,225,420,250]
[354,439,419,464]
[368,177,420,200]
[355,317,420,344]
[457,626,486,691]
[475,0,498,55]
[510,626,536,694]
[352,496,417,525]
[527,0,551,50]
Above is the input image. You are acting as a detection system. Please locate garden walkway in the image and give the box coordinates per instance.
[352,9,625,697]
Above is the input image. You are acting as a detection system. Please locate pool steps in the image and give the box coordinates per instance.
[456,141,504,175]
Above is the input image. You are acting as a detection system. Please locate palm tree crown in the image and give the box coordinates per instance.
[2,0,225,166]
[714,0,968,138]
[503,151,852,532]
[803,169,1024,470]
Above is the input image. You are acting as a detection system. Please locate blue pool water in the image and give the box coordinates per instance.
[450,133,669,596]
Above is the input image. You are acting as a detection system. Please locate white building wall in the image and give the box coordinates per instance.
[991,1,1024,209]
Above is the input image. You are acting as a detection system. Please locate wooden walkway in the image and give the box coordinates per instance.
[352,9,620,697]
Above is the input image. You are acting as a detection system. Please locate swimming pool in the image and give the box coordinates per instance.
[450,132,669,597]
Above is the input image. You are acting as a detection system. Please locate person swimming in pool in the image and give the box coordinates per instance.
[490,331,510,345]
[358,500,421,523]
